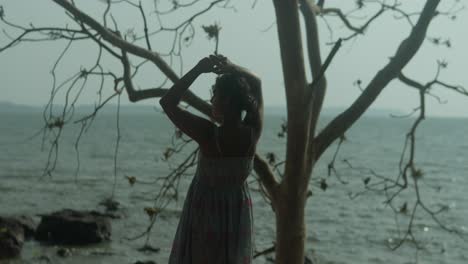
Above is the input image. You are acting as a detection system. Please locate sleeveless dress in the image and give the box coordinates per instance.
[168,126,254,264]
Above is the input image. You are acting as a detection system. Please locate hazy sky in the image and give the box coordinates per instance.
[1,0,467,117]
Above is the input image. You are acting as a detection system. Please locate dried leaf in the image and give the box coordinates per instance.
[202,23,221,40]
[320,179,328,191]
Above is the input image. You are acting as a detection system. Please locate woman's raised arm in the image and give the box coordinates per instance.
[211,55,263,134]
[159,57,218,144]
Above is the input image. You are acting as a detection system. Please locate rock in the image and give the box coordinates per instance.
[0,217,24,259]
[137,244,160,253]
[35,209,111,245]
[11,215,36,239]
[57,247,72,258]
[0,215,36,240]
[134,261,157,264]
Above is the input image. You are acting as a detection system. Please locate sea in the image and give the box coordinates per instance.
[0,106,467,264]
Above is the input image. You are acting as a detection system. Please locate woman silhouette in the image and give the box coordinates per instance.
[160,54,263,264]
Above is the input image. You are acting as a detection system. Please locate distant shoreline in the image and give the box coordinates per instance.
[1,101,464,118]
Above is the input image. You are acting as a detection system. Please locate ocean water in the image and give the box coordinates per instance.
[0,110,467,264]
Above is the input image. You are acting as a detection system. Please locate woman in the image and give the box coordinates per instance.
[159,54,263,264]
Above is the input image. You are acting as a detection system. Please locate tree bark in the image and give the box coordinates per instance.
[272,0,309,197]
[299,0,327,179]
[275,187,307,264]
[272,0,310,262]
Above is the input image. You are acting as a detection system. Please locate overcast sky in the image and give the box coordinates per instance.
[1,0,467,117]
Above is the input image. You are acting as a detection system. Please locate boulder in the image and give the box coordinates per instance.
[35,209,111,245]
[10,215,36,239]
[57,247,72,258]
[0,217,24,259]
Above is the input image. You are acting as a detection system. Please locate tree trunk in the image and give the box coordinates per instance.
[271,0,311,262]
[275,188,307,264]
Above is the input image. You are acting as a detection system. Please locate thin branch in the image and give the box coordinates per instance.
[315,0,441,161]
[111,92,122,199]
[321,4,386,41]
[120,50,211,115]
[138,1,152,51]
[52,0,179,82]
[253,154,280,202]
[299,0,328,139]
[0,24,85,53]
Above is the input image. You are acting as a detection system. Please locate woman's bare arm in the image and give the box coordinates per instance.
[212,55,264,135]
[236,65,263,134]
[159,58,218,144]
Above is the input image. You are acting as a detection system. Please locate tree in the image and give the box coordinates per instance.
[1,0,467,263]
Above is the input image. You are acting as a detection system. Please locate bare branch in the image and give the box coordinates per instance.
[138,1,152,51]
[296,0,344,178]
[399,69,468,98]
[52,0,179,82]
[321,4,386,41]
[344,61,467,249]
[0,25,85,52]
[299,0,328,138]
[315,0,441,161]
[434,80,468,96]
[253,154,280,203]
[120,50,212,115]
[304,38,342,177]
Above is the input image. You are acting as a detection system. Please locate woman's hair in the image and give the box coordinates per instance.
[213,73,252,112]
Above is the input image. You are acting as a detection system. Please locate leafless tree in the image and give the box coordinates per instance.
[1,0,467,263]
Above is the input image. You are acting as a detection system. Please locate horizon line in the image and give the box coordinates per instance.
[1,100,466,118]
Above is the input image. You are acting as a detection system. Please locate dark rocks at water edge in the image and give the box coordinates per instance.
[0,219,22,259]
[0,215,36,240]
[11,216,36,239]
[134,261,157,264]
[0,215,36,259]
[57,247,72,258]
[35,209,111,245]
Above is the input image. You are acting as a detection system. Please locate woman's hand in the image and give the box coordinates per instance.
[196,54,238,74]
[209,54,237,74]
[208,54,258,109]
[196,56,219,73]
